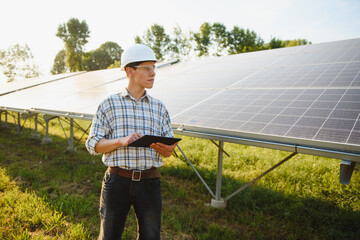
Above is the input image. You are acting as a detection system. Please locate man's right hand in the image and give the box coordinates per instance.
[95,132,142,153]
[120,132,142,146]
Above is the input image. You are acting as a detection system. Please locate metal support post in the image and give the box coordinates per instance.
[65,118,76,152]
[22,113,40,140]
[41,115,57,144]
[4,111,8,128]
[340,160,356,184]
[211,141,226,208]
[31,114,41,140]
[16,112,21,133]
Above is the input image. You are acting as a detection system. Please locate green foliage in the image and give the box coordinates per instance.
[0,168,90,239]
[50,49,67,74]
[50,20,311,74]
[211,22,229,56]
[267,38,311,49]
[0,44,40,82]
[283,38,311,47]
[228,27,265,54]
[193,22,212,57]
[53,19,123,73]
[108,60,121,69]
[56,18,90,72]
[268,37,285,49]
[83,42,123,71]
[168,24,192,61]
[135,24,171,60]
[137,22,270,60]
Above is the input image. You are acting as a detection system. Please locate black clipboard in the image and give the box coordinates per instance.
[128,135,181,148]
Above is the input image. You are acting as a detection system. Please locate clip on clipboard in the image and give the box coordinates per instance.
[128,135,182,148]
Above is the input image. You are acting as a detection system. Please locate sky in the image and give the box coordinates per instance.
[0,0,359,83]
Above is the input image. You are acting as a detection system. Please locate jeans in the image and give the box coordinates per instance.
[98,171,162,240]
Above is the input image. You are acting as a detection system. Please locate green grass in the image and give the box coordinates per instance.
[0,112,359,239]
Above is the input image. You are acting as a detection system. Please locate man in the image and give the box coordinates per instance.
[86,44,177,240]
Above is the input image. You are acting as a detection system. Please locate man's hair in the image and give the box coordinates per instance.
[124,61,145,70]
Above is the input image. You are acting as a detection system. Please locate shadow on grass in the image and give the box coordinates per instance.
[160,157,360,240]
[1,124,359,240]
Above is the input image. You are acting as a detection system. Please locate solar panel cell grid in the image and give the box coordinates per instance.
[348,131,360,145]
[261,124,292,136]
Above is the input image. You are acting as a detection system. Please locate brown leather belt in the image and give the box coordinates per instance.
[108,167,161,181]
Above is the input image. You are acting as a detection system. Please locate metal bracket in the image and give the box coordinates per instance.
[340,160,356,184]
[177,145,216,199]
[225,152,297,201]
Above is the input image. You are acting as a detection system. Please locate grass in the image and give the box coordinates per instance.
[0,112,359,239]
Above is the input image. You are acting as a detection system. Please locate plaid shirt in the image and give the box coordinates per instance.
[86,88,174,170]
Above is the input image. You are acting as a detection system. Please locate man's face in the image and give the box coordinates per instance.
[132,61,156,89]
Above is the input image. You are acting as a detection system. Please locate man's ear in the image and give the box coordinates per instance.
[125,67,133,77]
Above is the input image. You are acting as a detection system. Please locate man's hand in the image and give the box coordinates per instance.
[120,132,142,146]
[95,132,142,153]
[150,142,178,158]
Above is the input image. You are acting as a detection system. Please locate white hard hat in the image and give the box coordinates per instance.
[121,44,157,70]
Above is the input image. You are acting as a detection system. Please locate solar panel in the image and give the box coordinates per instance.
[0,68,126,116]
[0,72,82,96]
[0,39,359,161]
[149,38,360,160]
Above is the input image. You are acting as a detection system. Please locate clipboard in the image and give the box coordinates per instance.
[128,135,181,148]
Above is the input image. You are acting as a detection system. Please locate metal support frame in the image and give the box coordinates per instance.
[177,140,298,208]
[4,110,91,152]
[58,117,76,152]
[225,152,297,201]
[21,113,41,140]
[177,145,216,199]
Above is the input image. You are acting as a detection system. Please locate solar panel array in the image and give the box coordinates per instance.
[149,38,360,158]
[0,38,359,160]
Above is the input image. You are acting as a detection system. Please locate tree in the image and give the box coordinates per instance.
[0,44,40,82]
[51,49,67,74]
[108,60,121,69]
[83,42,123,71]
[268,37,284,49]
[56,18,90,72]
[227,26,264,54]
[97,41,123,67]
[192,22,212,57]
[211,22,229,56]
[266,38,311,49]
[135,24,171,60]
[283,39,311,47]
[168,24,192,60]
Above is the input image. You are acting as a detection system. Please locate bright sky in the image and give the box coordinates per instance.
[0,0,359,83]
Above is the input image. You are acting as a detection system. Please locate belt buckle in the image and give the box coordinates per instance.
[132,170,142,181]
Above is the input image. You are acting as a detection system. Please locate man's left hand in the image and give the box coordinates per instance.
[150,142,177,158]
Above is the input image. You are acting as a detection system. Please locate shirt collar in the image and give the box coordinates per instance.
[121,88,150,102]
